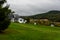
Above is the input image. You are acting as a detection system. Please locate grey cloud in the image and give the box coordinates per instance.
[7,0,60,16]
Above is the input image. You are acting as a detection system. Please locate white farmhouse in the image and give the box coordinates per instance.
[18,18,27,23]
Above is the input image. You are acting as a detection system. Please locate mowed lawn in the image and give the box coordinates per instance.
[0,23,60,40]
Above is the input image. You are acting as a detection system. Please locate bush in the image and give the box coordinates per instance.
[0,19,10,31]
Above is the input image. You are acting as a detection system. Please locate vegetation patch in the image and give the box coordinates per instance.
[0,23,60,40]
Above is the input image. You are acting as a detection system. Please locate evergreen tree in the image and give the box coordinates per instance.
[0,0,12,32]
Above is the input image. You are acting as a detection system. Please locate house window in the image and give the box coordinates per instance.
[20,20,22,21]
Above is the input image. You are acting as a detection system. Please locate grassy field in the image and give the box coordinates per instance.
[0,23,60,40]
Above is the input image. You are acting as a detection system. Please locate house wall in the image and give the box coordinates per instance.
[29,19,39,24]
[39,19,50,25]
[29,19,50,25]
[54,22,60,26]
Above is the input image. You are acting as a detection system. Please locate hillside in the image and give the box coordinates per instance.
[23,10,60,22]
[32,10,60,18]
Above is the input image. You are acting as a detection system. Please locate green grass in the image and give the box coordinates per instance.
[0,23,60,40]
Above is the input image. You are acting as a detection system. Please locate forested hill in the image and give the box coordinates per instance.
[23,10,60,22]
[29,10,60,18]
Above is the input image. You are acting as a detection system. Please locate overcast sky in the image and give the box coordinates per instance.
[7,0,60,16]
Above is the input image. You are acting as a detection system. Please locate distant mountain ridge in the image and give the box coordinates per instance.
[22,10,60,22]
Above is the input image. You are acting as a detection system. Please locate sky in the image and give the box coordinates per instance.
[7,0,60,16]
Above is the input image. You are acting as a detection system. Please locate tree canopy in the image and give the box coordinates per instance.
[0,0,12,32]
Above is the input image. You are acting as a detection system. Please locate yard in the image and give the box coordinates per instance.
[0,23,60,40]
